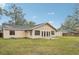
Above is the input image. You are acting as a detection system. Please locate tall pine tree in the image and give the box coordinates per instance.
[4,4,35,26]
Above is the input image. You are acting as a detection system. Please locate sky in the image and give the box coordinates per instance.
[0,3,76,28]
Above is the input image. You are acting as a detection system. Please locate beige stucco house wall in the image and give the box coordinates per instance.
[55,31,63,36]
[30,24,56,39]
[3,29,26,38]
[25,30,32,38]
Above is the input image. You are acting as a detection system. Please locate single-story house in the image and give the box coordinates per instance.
[0,23,57,39]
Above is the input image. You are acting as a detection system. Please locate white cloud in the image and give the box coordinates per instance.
[0,3,6,9]
[48,12,55,15]
[32,16,37,19]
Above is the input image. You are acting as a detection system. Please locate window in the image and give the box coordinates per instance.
[49,32,50,36]
[51,31,54,35]
[44,31,45,37]
[10,30,15,35]
[42,31,43,37]
[47,32,49,37]
[35,30,40,35]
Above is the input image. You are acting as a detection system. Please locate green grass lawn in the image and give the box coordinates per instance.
[0,36,79,55]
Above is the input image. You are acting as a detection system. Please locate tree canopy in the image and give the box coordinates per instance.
[2,4,36,26]
[60,6,79,32]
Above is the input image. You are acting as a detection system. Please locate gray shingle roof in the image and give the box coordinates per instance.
[2,23,57,31]
[2,24,34,30]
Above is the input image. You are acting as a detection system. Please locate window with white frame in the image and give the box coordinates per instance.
[35,30,40,35]
[51,31,54,35]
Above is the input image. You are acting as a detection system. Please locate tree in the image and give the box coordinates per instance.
[28,21,36,27]
[5,4,25,25]
[60,6,79,32]
[4,4,35,26]
[0,7,3,16]
[0,7,6,18]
